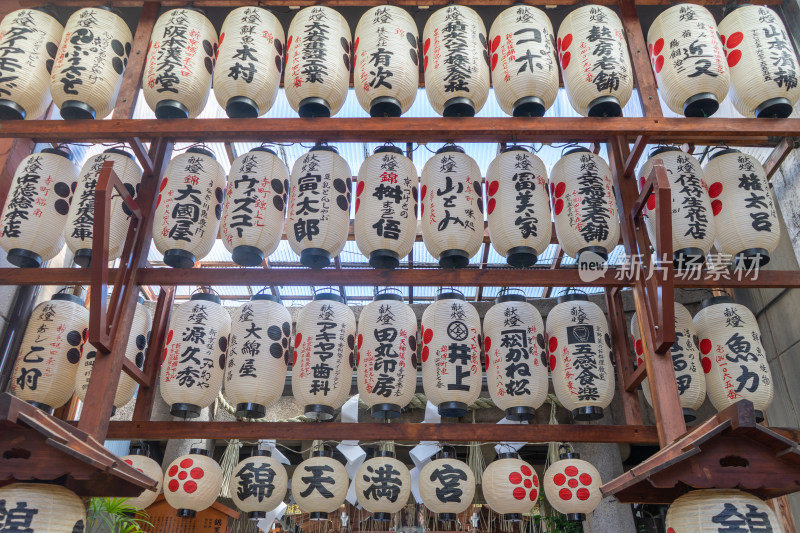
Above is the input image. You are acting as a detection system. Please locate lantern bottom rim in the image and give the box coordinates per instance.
[27,400,54,415]
[226,96,260,119]
[300,248,332,269]
[682,407,696,423]
[298,98,331,118]
[503,513,523,522]
[756,97,793,119]
[683,92,719,118]
[577,246,608,267]
[438,513,458,522]
[439,401,468,418]
[572,406,604,421]
[735,248,770,269]
[369,249,400,269]
[0,99,25,120]
[6,248,42,268]
[232,245,265,267]
[587,95,622,118]
[512,96,546,117]
[370,97,402,118]
[155,100,190,119]
[674,247,706,270]
[373,512,392,522]
[439,249,470,269]
[565,513,586,522]
[506,246,538,268]
[60,100,96,120]
[74,248,92,268]
[163,249,197,269]
[370,403,402,419]
[170,402,202,419]
[755,410,764,423]
[236,402,267,419]
[505,406,535,422]
[248,511,267,520]
[304,403,335,420]
[309,512,329,521]
[177,509,197,518]
[443,97,475,117]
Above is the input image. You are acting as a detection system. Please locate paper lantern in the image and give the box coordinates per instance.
[230,449,288,519]
[0,483,86,532]
[647,4,729,117]
[420,146,484,268]
[486,146,551,267]
[225,294,291,419]
[482,452,539,521]
[0,9,63,120]
[703,149,780,267]
[284,6,351,117]
[152,147,226,268]
[143,8,217,119]
[422,5,490,117]
[718,6,800,118]
[665,489,780,533]
[419,452,476,521]
[546,293,614,421]
[292,291,356,420]
[355,146,418,268]
[286,145,352,269]
[0,148,79,267]
[221,147,289,267]
[160,293,231,418]
[484,291,548,421]
[543,450,602,522]
[557,5,633,117]
[694,295,773,422]
[421,290,482,418]
[121,449,163,509]
[357,291,418,419]
[550,148,619,264]
[354,451,412,520]
[164,448,223,517]
[292,448,349,520]
[65,148,143,267]
[10,293,88,414]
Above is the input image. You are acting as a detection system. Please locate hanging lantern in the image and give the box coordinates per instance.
[230,449,288,519]
[357,290,418,419]
[284,6,351,117]
[225,293,291,419]
[143,8,217,119]
[557,5,633,117]
[718,6,800,118]
[665,489,780,532]
[221,147,289,267]
[419,451,476,521]
[486,146,551,267]
[65,148,143,267]
[164,448,223,517]
[546,293,614,421]
[542,448,602,522]
[421,289,482,418]
[0,483,86,532]
[693,295,773,422]
[152,147,226,268]
[482,451,539,521]
[160,292,231,418]
[292,447,349,520]
[422,5,490,117]
[354,450,412,520]
[121,448,164,509]
[0,148,79,268]
[703,149,780,267]
[292,291,356,420]
[287,145,352,269]
[484,290,548,421]
[550,148,619,265]
[10,293,88,414]
[647,4,729,117]
[355,146,418,268]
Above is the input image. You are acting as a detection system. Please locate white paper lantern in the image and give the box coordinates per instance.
[0,148,79,267]
[354,451,412,520]
[482,452,539,521]
[647,4,729,117]
[355,146,418,268]
[221,147,289,267]
[666,489,780,533]
[292,449,349,520]
[543,450,602,522]
[143,8,217,119]
[284,6,351,117]
[422,5,490,117]
[160,293,231,418]
[486,146,552,267]
[230,449,288,519]
[121,449,163,510]
[10,293,88,414]
[0,483,86,532]
[164,448,223,517]
[419,453,476,521]
[152,147,226,268]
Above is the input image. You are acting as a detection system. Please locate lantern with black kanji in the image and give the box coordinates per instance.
[546,293,614,421]
[164,448,223,517]
[421,290,482,418]
[225,293,291,419]
[694,295,773,422]
[160,293,231,418]
[292,447,349,520]
[152,147,226,268]
[284,6,351,117]
[542,449,602,522]
[65,148,143,267]
[647,4,729,117]
[292,291,356,420]
[287,145,352,269]
[486,146,551,267]
[0,148,79,268]
[0,483,86,532]
[122,448,163,509]
[355,146,418,268]
[143,8,217,119]
[419,451,476,521]
[484,290,548,421]
[355,450,412,520]
[221,147,289,267]
[703,149,780,267]
[422,6,490,117]
[0,9,63,120]
[10,293,88,414]
[482,451,539,521]
[665,489,780,532]
[230,449,288,519]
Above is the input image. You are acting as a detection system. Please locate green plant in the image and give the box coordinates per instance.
[531,513,583,533]
[86,497,153,533]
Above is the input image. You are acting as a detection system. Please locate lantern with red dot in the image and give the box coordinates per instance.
[121,448,163,509]
[354,450,412,521]
[543,447,602,522]
[482,451,539,521]
[292,446,349,520]
[665,489,780,533]
[419,449,476,522]
[164,448,223,517]
[229,449,288,520]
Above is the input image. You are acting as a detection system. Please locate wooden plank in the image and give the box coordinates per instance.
[618,0,663,117]
[0,138,35,213]
[112,2,159,120]
[763,137,798,181]
[19,0,782,7]
[132,287,174,421]
[625,364,647,392]
[605,287,643,425]
[624,135,649,179]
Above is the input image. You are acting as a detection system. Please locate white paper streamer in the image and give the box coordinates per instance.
[259,439,290,465]
[493,417,528,455]
[410,464,423,503]
[337,394,366,506]
[257,501,287,532]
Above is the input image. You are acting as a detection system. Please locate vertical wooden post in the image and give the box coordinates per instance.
[132,287,175,421]
[618,0,663,118]
[112,2,160,121]
[604,287,643,426]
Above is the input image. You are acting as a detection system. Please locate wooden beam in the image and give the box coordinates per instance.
[111,2,159,120]
[618,0,663,118]
[132,287,174,421]
[625,363,648,392]
[763,137,798,181]
[624,135,649,179]
[605,287,643,425]
[19,0,782,7]
[543,246,565,298]
[475,244,491,301]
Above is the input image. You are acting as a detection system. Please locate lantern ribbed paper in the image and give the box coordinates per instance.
[647,4,729,117]
[665,489,780,533]
[419,455,476,520]
[164,448,223,517]
[355,452,412,520]
[221,147,289,267]
[355,146,418,268]
[543,451,602,522]
[143,8,217,119]
[284,6,351,117]
[160,293,231,418]
[10,293,88,414]
[292,450,349,520]
[225,294,291,419]
[486,146,551,267]
[694,296,773,421]
[482,452,539,521]
[0,483,86,532]
[557,5,633,117]
[121,450,163,509]
[423,6,490,117]
[230,450,288,519]
[152,148,226,268]
[0,9,63,120]
[0,148,79,268]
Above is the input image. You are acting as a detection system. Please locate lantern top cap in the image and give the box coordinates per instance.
[185,147,216,159]
[189,447,210,456]
[190,292,222,305]
[726,3,756,13]
[708,148,742,160]
[310,145,340,154]
[436,145,465,155]
[311,446,333,458]
[103,148,136,161]
[497,451,520,459]
[250,147,277,156]
[557,293,589,304]
[129,446,146,456]
[251,293,283,304]
[52,293,84,305]
[31,6,59,20]
[374,288,404,302]
[436,289,465,301]
[41,147,74,162]
[701,295,735,308]
[167,6,207,15]
[253,449,272,457]
[559,450,581,460]
[91,5,124,17]
[374,146,404,156]
[373,450,395,458]
[564,147,591,157]
[313,292,345,304]
[648,146,682,158]
[496,289,527,304]
[501,145,529,154]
